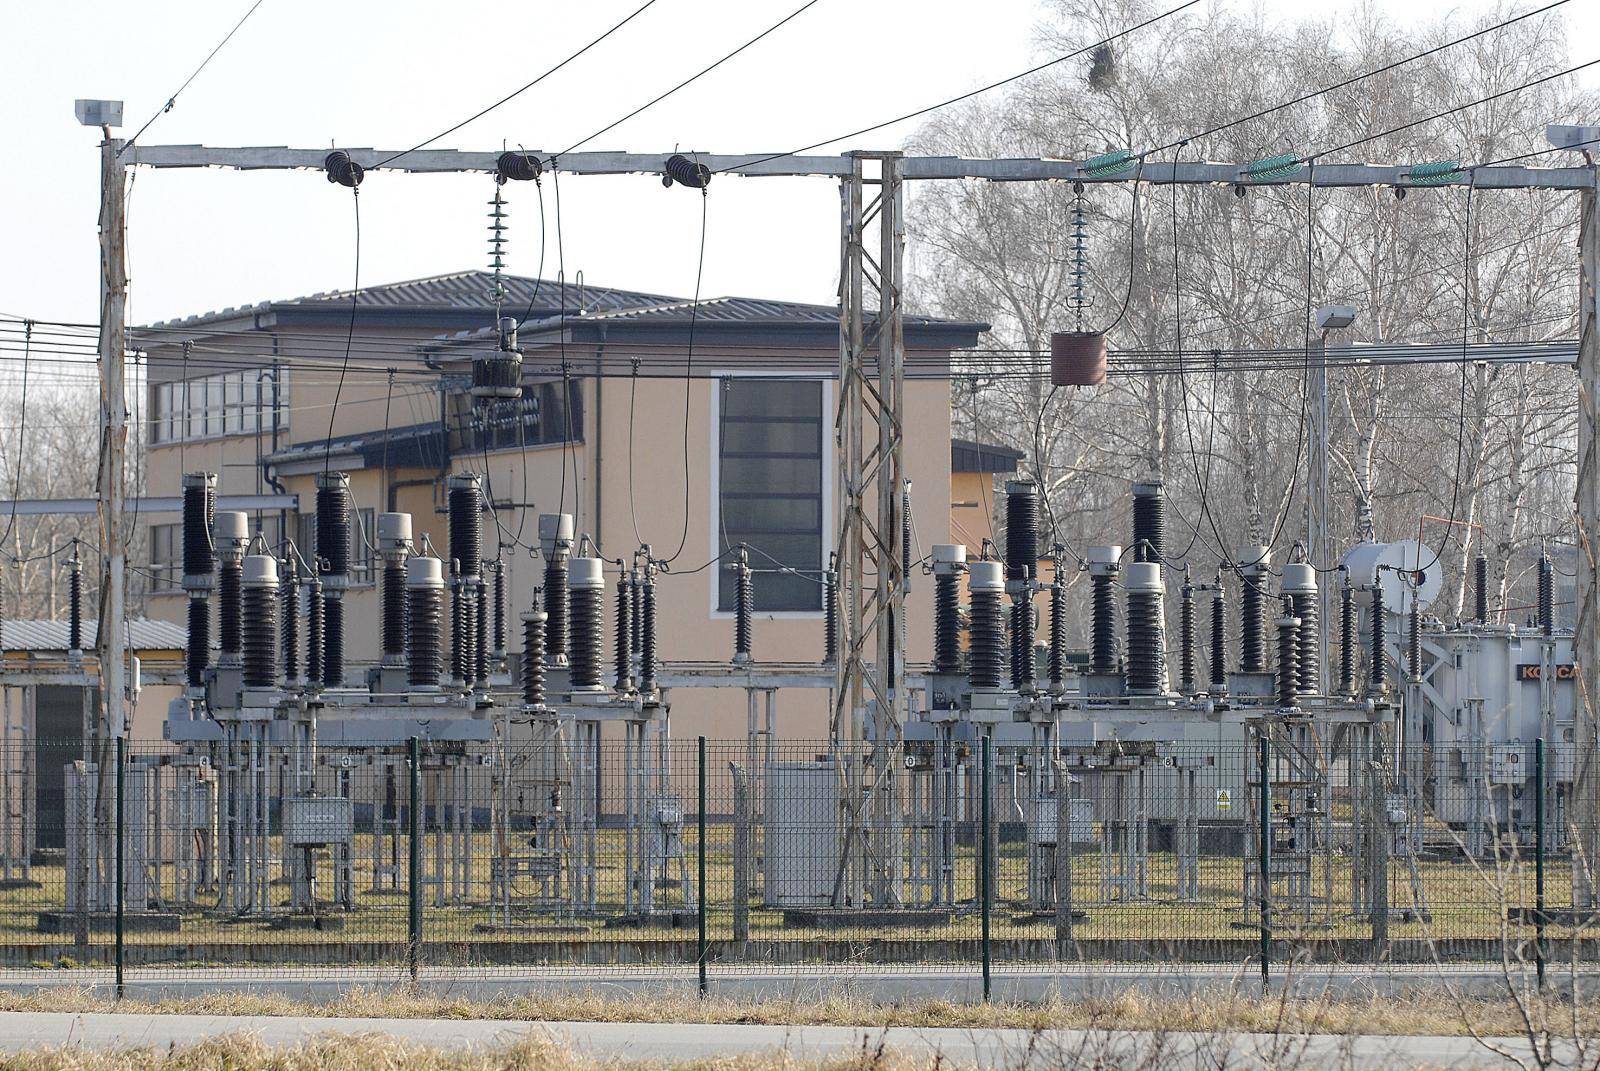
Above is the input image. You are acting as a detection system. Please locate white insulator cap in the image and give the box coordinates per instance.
[407,556,445,589]
[1124,561,1164,593]
[1236,545,1271,574]
[569,557,605,590]
[1281,562,1317,595]
[377,512,412,545]
[931,544,967,573]
[213,511,249,546]
[539,513,574,554]
[1088,545,1121,566]
[967,561,1004,593]
[242,554,278,587]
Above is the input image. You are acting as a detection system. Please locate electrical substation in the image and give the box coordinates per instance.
[5,108,1597,973]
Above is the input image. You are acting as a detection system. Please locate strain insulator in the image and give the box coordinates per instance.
[448,475,484,580]
[1048,563,1067,694]
[449,561,466,684]
[281,557,299,683]
[492,558,507,663]
[474,578,489,688]
[732,547,753,664]
[1004,480,1039,590]
[1210,576,1228,693]
[931,545,965,675]
[967,562,1005,690]
[406,557,445,689]
[1473,552,1490,625]
[1238,545,1270,674]
[1368,582,1387,696]
[1131,479,1165,564]
[1087,546,1121,674]
[1538,552,1554,636]
[1283,562,1319,697]
[241,555,279,688]
[640,569,659,694]
[1276,598,1301,710]
[521,608,547,709]
[1179,571,1196,696]
[67,547,83,654]
[1338,573,1356,697]
[615,568,634,692]
[1408,593,1423,681]
[662,154,711,189]
[1013,595,1037,693]
[306,574,324,688]
[822,556,839,666]
[630,564,644,656]
[568,557,605,689]
[1125,561,1168,694]
[902,481,914,594]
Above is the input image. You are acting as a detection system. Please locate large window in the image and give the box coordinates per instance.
[148,523,179,593]
[448,380,583,453]
[297,507,376,585]
[716,378,825,612]
[152,369,284,445]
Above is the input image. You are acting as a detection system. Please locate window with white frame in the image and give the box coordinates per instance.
[152,369,284,444]
[716,377,825,612]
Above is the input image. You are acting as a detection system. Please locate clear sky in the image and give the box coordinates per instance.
[2,0,1594,331]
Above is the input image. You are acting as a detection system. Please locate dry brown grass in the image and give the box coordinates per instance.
[0,984,1572,1037]
[0,1032,938,1071]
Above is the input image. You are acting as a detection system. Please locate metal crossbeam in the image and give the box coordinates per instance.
[122,144,1595,189]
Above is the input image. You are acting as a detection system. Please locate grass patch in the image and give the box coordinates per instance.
[0,983,1581,1037]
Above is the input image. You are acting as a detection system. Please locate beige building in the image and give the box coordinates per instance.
[136,272,987,741]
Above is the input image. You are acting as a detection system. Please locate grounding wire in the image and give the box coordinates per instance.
[712,0,1201,175]
[373,0,664,169]
[554,0,825,161]
[117,0,268,158]
[1146,0,1574,157]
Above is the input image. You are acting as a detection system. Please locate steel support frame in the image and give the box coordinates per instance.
[1576,178,1600,909]
[834,152,906,905]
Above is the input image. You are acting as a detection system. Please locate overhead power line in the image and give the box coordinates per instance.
[374,0,664,169]
[117,0,268,157]
[715,0,1202,173]
[557,0,826,159]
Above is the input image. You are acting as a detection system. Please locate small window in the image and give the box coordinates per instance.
[224,373,243,434]
[186,381,205,440]
[205,375,224,437]
[147,523,179,593]
[716,378,824,612]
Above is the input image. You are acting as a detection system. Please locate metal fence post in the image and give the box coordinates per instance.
[697,735,708,997]
[1054,760,1073,959]
[731,763,750,946]
[115,735,125,1001]
[980,733,992,1002]
[1536,737,1547,990]
[408,736,421,983]
[1258,733,1271,991]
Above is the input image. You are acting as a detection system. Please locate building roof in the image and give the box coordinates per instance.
[139,269,988,354]
[951,438,1024,474]
[1,619,188,654]
[264,422,446,473]
[140,271,676,332]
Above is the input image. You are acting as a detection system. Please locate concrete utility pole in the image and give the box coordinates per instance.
[1576,175,1599,909]
[95,131,128,743]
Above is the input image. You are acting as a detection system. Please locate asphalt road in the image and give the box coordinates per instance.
[0,1010,1573,1069]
